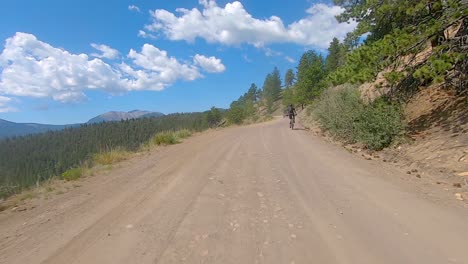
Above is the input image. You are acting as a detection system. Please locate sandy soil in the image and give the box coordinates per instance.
[1,118,468,264]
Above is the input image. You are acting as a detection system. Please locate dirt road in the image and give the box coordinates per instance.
[1,118,468,264]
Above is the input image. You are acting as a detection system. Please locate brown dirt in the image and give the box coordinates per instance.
[1,119,468,264]
[299,84,468,208]
[382,85,467,188]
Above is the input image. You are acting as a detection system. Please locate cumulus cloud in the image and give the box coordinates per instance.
[128,5,141,13]
[0,33,118,103]
[0,32,224,104]
[123,44,202,90]
[91,43,119,59]
[193,54,226,73]
[145,1,357,49]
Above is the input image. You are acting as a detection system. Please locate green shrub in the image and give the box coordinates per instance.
[61,168,83,181]
[354,98,405,150]
[152,132,179,146]
[312,84,364,142]
[226,105,246,124]
[312,84,405,149]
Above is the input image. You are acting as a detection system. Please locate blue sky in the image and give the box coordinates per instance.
[0,0,355,124]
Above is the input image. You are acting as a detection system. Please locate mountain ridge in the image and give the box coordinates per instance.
[0,119,76,139]
[0,110,164,138]
[87,110,164,123]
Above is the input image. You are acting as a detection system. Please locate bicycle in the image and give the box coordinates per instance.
[289,116,295,130]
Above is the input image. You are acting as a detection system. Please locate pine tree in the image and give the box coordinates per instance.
[262,67,282,113]
[285,69,295,88]
[282,87,297,107]
[246,83,259,102]
[332,0,466,90]
[206,107,222,127]
[295,51,326,107]
[270,67,282,100]
[326,38,344,73]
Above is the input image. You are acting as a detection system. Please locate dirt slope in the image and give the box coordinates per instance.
[1,119,468,264]
[389,85,467,175]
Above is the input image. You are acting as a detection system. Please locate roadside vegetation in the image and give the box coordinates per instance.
[225,67,282,125]
[313,85,405,150]
[61,168,84,181]
[150,129,193,146]
[0,113,223,199]
[92,148,131,165]
[281,0,465,150]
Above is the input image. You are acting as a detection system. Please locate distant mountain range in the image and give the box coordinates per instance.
[87,110,164,123]
[0,119,76,139]
[0,110,164,139]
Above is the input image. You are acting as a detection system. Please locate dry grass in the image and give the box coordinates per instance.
[93,149,131,165]
[149,129,194,147]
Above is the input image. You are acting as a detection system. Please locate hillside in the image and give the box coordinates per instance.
[0,119,77,139]
[0,112,211,198]
[382,84,467,182]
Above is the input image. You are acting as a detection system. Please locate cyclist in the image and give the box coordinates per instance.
[287,104,297,129]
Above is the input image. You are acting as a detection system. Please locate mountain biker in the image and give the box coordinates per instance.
[287,104,297,124]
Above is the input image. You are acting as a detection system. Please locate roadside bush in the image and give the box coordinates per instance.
[312,84,405,150]
[312,84,364,142]
[61,168,83,181]
[354,98,405,150]
[152,131,179,146]
[226,106,246,124]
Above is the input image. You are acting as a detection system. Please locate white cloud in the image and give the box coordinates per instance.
[124,44,202,90]
[0,32,224,104]
[0,33,120,103]
[128,5,141,13]
[284,56,295,63]
[264,47,282,57]
[193,54,225,73]
[287,5,355,49]
[138,30,157,39]
[0,95,11,104]
[0,95,16,112]
[91,43,119,59]
[145,1,357,49]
